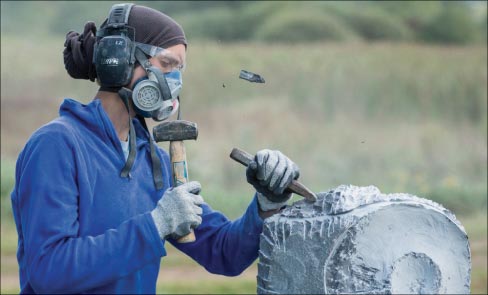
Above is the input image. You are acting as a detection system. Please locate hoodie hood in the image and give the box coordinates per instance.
[59,98,151,151]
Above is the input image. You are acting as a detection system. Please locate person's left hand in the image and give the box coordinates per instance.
[246,149,300,211]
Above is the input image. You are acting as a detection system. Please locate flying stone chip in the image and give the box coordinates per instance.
[257,185,471,294]
[239,70,265,83]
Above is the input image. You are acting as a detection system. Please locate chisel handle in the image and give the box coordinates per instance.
[230,148,317,202]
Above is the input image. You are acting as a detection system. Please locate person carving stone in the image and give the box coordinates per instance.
[10,3,299,294]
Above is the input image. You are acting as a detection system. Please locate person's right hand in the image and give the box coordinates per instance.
[150,181,204,240]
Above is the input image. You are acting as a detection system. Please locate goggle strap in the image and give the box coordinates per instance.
[134,47,152,71]
[135,42,165,57]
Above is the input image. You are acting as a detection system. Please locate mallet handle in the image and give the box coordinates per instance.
[230,148,317,203]
[170,141,196,243]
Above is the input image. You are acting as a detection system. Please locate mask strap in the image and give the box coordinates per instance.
[135,113,148,130]
[99,86,121,93]
[148,67,172,100]
[118,88,137,178]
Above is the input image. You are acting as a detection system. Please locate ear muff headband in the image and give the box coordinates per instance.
[107,3,134,27]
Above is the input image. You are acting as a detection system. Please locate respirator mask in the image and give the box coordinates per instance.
[131,46,183,121]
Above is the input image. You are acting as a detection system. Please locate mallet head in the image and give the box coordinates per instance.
[153,120,198,142]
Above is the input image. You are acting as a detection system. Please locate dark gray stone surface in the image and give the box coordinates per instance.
[257,185,471,294]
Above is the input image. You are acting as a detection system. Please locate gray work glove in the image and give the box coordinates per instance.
[246,149,300,211]
[150,181,204,240]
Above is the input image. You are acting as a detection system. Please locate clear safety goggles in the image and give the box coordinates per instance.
[135,42,186,73]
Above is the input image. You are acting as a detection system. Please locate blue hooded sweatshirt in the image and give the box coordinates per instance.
[10,98,264,294]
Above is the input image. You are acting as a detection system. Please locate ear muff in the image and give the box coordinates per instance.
[93,3,136,88]
[93,34,135,87]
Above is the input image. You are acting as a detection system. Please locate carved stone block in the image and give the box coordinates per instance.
[257,185,471,294]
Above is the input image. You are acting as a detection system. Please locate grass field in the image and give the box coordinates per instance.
[1,37,487,293]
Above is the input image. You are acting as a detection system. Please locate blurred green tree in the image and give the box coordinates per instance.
[336,4,414,41]
[370,1,443,34]
[178,7,239,41]
[49,2,111,35]
[254,9,358,43]
[421,2,480,44]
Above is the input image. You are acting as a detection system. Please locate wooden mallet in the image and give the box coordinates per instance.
[153,120,198,243]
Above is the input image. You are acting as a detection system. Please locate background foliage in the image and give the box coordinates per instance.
[1,1,487,294]
[1,1,487,44]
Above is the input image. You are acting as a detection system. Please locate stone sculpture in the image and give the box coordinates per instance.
[257,185,471,294]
